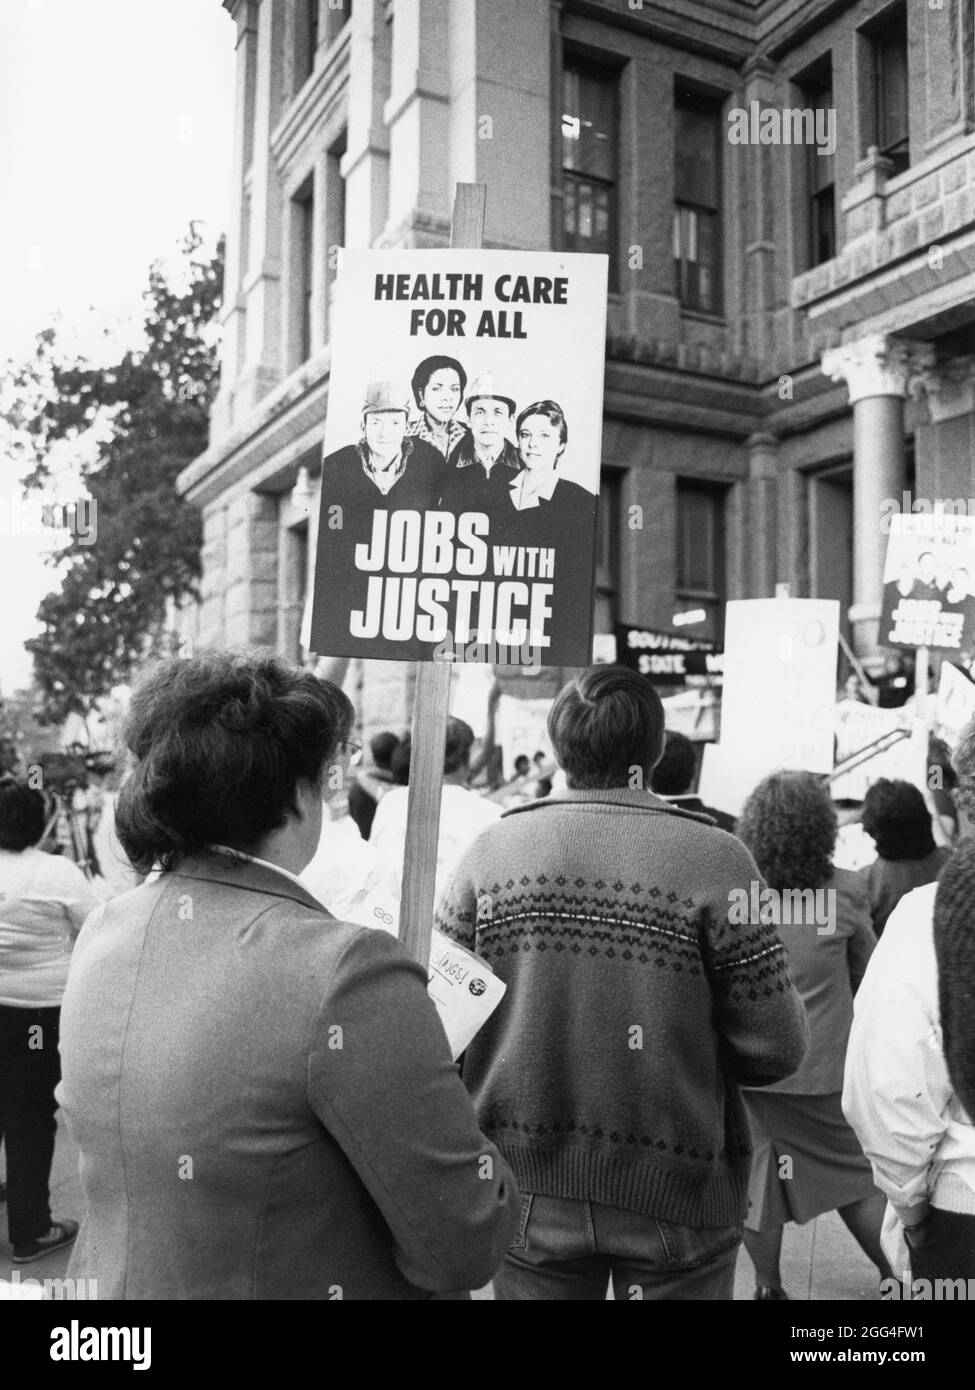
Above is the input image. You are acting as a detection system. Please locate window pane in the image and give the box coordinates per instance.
[675,102,719,208]
[563,63,616,180]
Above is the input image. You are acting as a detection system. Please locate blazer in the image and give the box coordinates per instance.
[57,852,519,1300]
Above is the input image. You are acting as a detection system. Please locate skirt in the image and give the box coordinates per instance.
[743,1090,878,1231]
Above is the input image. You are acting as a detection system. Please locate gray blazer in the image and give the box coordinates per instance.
[57,852,519,1299]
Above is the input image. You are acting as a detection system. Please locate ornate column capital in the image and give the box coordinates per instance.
[822,333,937,404]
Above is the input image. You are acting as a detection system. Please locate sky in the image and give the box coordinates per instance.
[0,0,236,696]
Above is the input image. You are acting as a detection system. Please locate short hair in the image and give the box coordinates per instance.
[952,718,975,819]
[515,399,567,448]
[370,731,399,772]
[444,717,475,775]
[0,776,46,851]
[115,651,353,875]
[548,665,666,789]
[650,731,697,796]
[862,778,933,846]
[737,770,836,892]
[390,736,412,786]
[514,754,531,775]
[411,356,467,409]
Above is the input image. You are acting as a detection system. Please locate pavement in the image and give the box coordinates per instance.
[2,1118,883,1300]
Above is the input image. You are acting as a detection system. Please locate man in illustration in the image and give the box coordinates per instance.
[909,551,941,602]
[439,372,521,524]
[322,380,447,516]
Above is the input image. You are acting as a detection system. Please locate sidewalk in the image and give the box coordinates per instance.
[2,1121,883,1300]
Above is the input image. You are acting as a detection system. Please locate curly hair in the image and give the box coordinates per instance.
[737,770,837,892]
[115,650,353,874]
[952,718,975,820]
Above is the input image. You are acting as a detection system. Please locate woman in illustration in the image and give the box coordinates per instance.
[506,400,598,662]
[408,355,471,460]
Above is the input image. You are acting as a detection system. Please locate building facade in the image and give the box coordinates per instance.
[177,0,975,735]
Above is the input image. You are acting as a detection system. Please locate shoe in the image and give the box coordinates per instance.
[754,1285,789,1300]
[12,1219,79,1264]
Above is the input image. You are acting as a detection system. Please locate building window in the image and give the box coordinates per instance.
[801,60,835,266]
[325,130,347,341]
[292,177,314,366]
[673,91,722,315]
[561,57,618,289]
[594,469,622,634]
[295,0,319,88]
[871,4,910,174]
[676,481,726,642]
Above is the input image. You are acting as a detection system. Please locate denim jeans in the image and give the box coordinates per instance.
[492,1192,742,1301]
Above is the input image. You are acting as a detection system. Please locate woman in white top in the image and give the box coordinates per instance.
[842,866,975,1288]
[0,775,98,1262]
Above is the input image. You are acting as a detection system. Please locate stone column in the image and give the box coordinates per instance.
[745,432,779,597]
[340,0,391,251]
[822,333,935,656]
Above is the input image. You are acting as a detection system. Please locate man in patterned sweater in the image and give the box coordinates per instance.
[436,664,808,1300]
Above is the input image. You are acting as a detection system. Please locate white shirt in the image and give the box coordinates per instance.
[842,882,975,1219]
[367,784,502,907]
[509,469,560,511]
[0,847,100,1006]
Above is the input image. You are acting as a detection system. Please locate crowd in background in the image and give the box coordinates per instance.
[1,650,974,1299]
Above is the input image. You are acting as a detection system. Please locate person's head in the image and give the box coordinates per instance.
[897,562,915,596]
[917,550,936,584]
[649,731,697,797]
[514,754,531,777]
[952,718,975,825]
[465,375,516,456]
[114,651,354,877]
[936,556,953,589]
[361,381,411,463]
[444,716,475,781]
[515,400,567,474]
[0,775,46,852]
[548,665,666,790]
[737,770,836,892]
[861,778,936,860]
[0,736,18,775]
[390,735,412,786]
[411,356,466,426]
[370,731,399,773]
[933,839,975,1123]
[952,566,971,598]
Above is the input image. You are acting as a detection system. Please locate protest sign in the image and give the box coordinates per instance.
[309,248,608,668]
[936,660,975,745]
[829,699,920,802]
[614,623,723,683]
[879,512,975,652]
[698,599,839,816]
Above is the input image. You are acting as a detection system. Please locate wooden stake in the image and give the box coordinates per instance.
[915,643,929,727]
[399,184,487,966]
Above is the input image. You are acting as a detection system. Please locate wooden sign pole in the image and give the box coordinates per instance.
[399,183,487,966]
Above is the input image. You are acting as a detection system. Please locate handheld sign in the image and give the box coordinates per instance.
[309,249,608,669]
[879,511,975,653]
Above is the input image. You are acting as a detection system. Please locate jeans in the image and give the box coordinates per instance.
[909,1207,975,1283]
[492,1192,742,1300]
[0,1004,62,1246]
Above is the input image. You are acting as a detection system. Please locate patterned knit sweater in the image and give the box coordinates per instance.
[436,788,809,1228]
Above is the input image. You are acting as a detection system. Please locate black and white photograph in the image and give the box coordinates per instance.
[2,0,975,1362]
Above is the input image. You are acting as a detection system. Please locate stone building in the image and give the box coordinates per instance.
[177,0,975,735]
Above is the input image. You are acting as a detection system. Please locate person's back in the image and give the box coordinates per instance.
[60,857,512,1299]
[437,666,808,1300]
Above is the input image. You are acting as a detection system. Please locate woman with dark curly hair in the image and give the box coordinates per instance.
[737,770,890,1299]
[55,650,518,1299]
[858,778,950,937]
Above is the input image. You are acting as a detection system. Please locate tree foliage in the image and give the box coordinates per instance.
[5,225,223,723]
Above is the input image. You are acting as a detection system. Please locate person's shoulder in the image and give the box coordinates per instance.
[406,436,445,468]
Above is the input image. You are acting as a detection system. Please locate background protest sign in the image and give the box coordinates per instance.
[309,248,607,667]
[698,598,839,816]
[879,512,975,652]
[612,623,723,683]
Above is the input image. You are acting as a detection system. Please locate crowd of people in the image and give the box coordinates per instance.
[1,649,974,1300]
